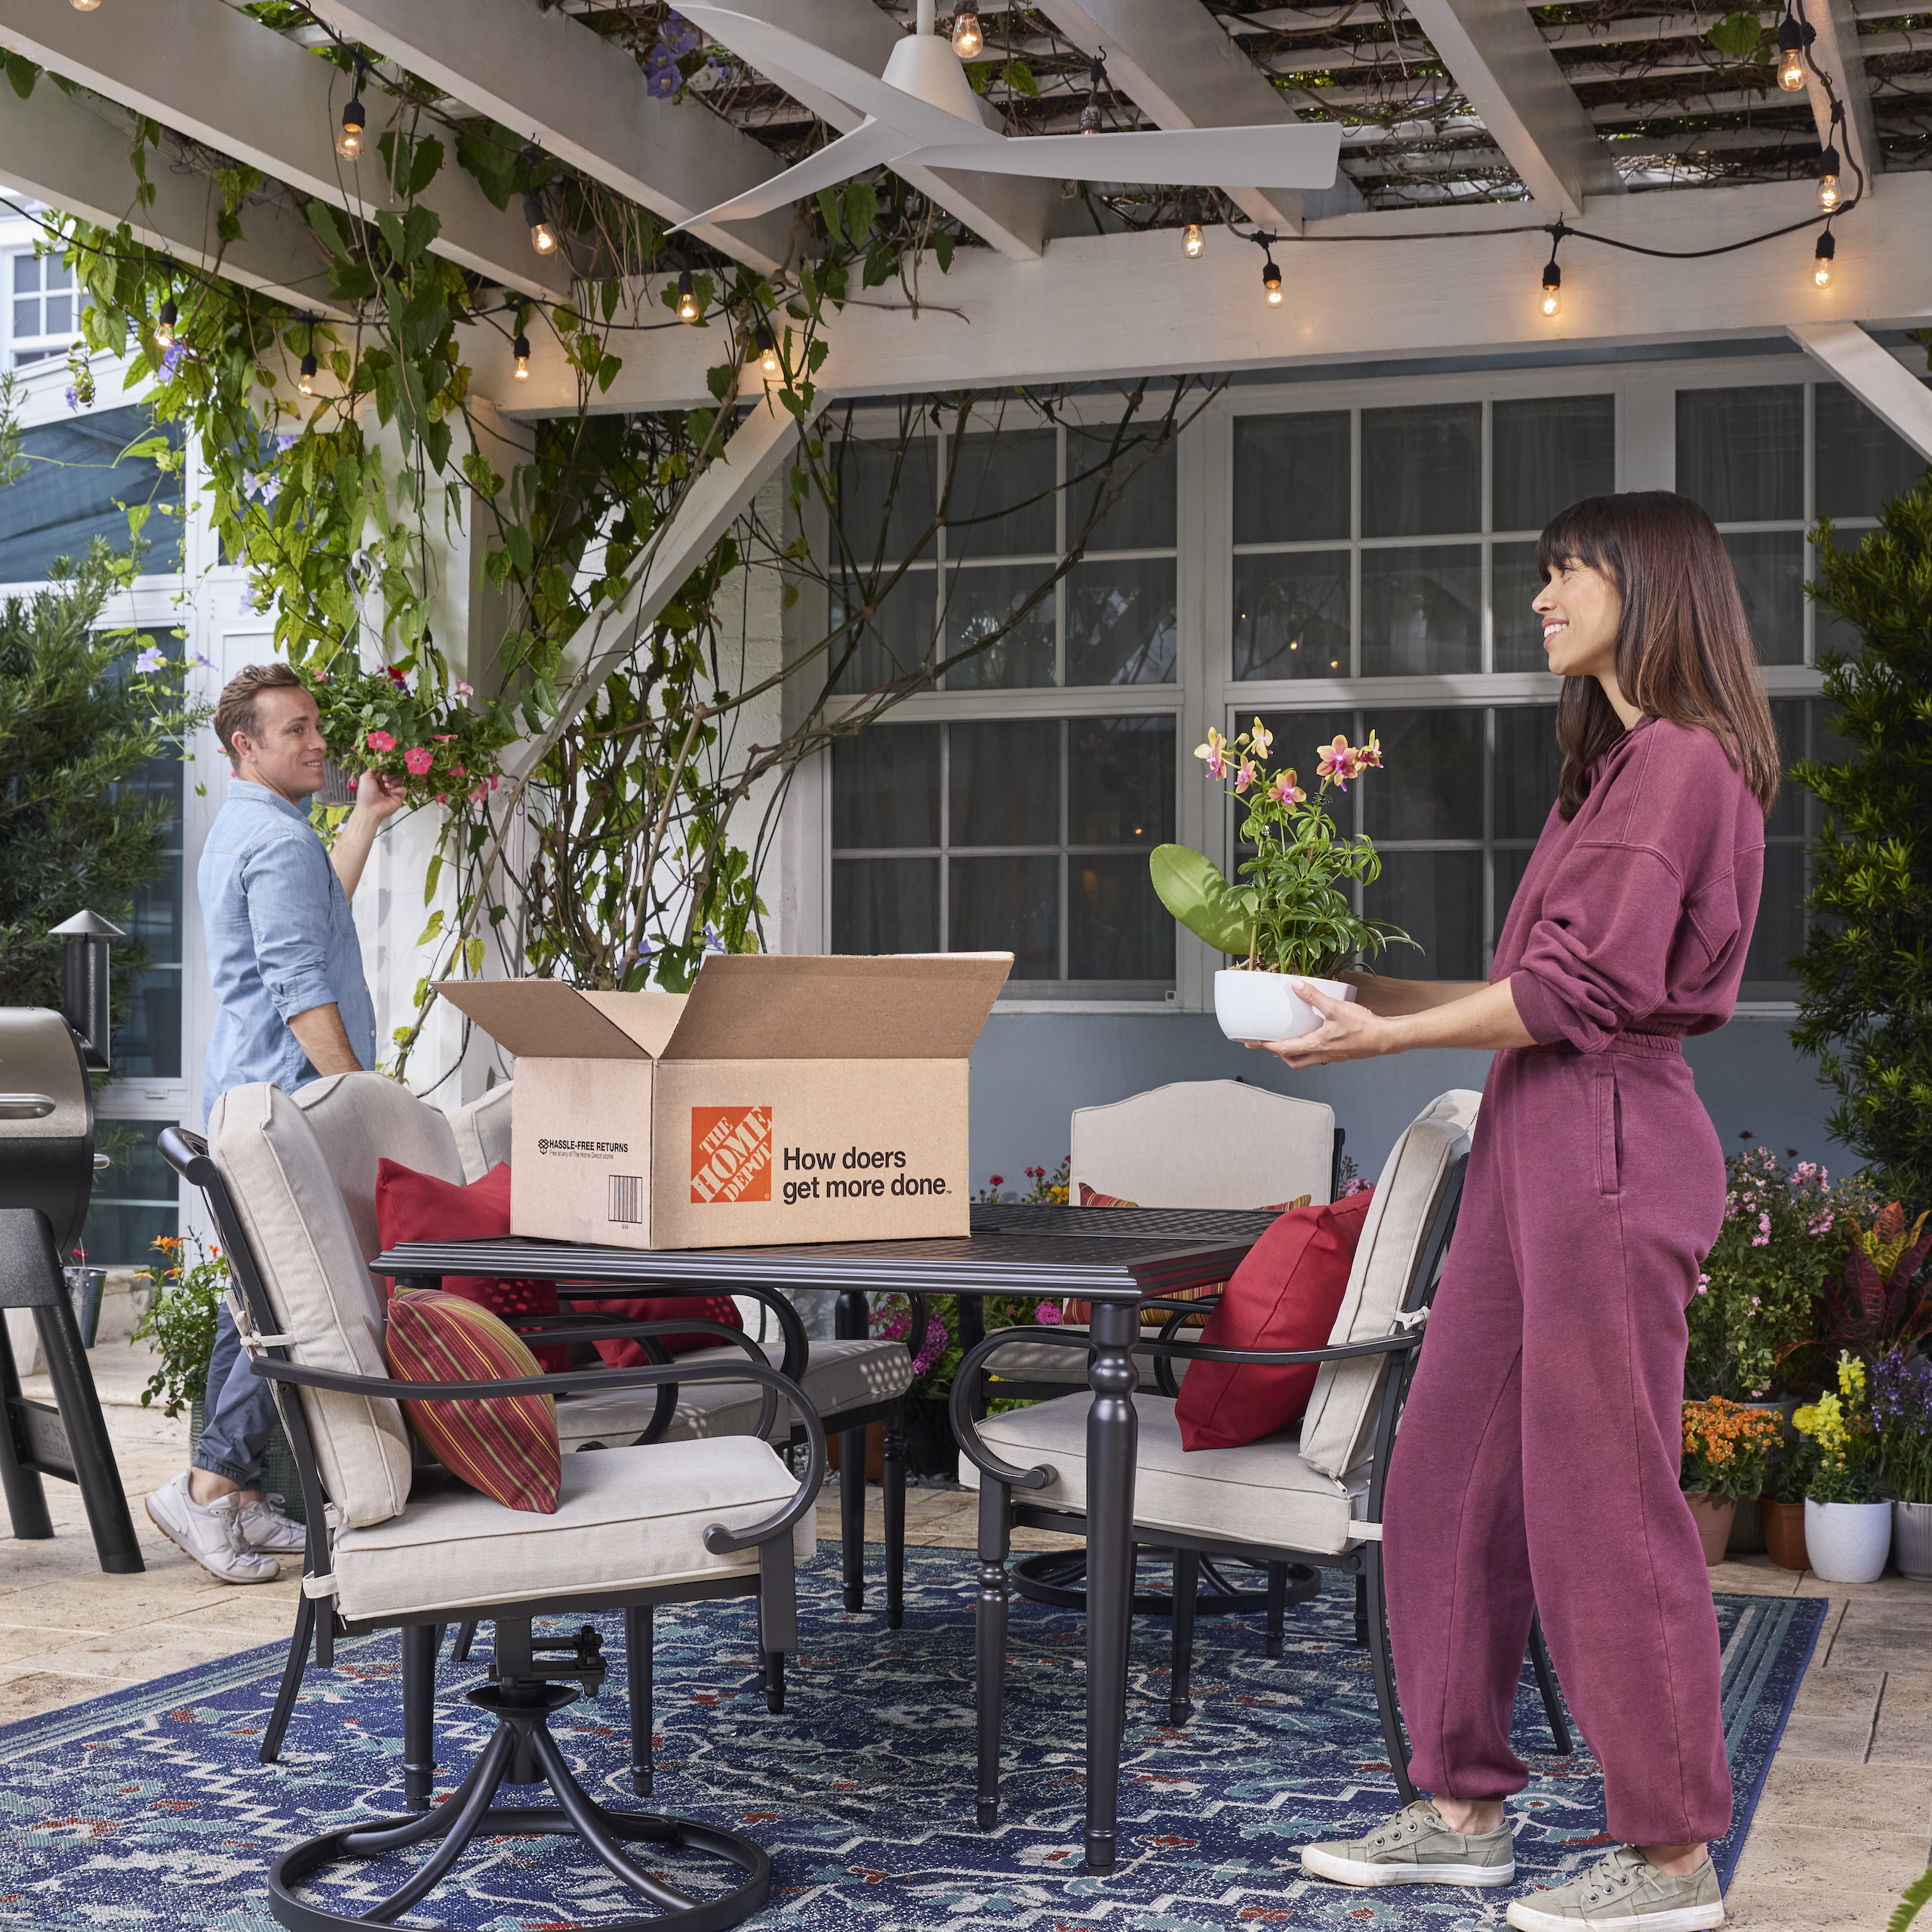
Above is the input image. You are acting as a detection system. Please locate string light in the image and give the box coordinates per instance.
[950,9,982,56]
[69,0,100,11]
[339,62,366,159]
[521,151,558,256]
[1262,254,1282,305]
[1813,229,1835,288]
[756,325,780,376]
[1080,54,1105,134]
[512,331,531,380]
[1540,261,1561,317]
[298,315,318,396]
[154,296,178,350]
[1183,222,1204,258]
[1817,105,1844,211]
[676,270,699,322]
[1777,2,1813,91]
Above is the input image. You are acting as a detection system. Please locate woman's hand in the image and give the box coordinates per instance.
[1246,981,1401,1068]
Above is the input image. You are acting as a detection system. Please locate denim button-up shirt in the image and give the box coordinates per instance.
[199,780,376,1123]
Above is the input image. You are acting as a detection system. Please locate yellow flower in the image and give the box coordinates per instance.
[1837,1352,1866,1401]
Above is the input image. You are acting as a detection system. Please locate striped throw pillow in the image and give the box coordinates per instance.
[383,1291,561,1514]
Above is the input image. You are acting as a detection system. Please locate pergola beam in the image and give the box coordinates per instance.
[1801,0,1882,197]
[0,0,574,300]
[0,79,356,319]
[1789,321,1932,461]
[306,0,798,275]
[1400,0,1624,216]
[1025,0,1359,232]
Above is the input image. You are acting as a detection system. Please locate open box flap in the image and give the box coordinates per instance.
[660,953,1012,1061]
[432,980,685,1060]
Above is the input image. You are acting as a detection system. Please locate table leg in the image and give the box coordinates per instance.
[401,1623,438,1808]
[1083,1297,1139,1875]
[836,1290,869,1614]
[881,1397,906,1631]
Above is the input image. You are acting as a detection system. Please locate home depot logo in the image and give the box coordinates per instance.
[690,1106,774,1204]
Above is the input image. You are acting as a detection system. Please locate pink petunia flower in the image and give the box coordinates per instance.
[366,729,395,752]
[404,746,434,775]
[456,680,475,698]
[432,734,457,743]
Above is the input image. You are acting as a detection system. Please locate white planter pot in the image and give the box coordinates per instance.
[1804,1498,1892,1583]
[1893,1500,1932,1581]
[1214,971,1357,1044]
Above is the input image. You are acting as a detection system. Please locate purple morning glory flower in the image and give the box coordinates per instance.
[159,343,186,377]
[703,924,727,954]
[192,652,214,669]
[134,646,165,673]
[661,12,700,57]
[644,50,678,97]
[64,385,78,411]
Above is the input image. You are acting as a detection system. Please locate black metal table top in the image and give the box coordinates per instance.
[371,1204,1271,1303]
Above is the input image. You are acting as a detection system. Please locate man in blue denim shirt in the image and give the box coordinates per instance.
[146,664,405,1583]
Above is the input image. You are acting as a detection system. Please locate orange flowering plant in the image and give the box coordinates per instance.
[131,1230,229,1419]
[1680,1395,1786,1500]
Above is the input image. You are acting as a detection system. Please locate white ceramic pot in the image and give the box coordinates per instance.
[1893,1500,1932,1581]
[1804,1498,1893,1583]
[1214,971,1357,1044]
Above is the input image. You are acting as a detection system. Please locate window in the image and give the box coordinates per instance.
[113,632,187,1081]
[831,716,1176,997]
[78,1121,178,1266]
[0,405,185,583]
[8,247,83,368]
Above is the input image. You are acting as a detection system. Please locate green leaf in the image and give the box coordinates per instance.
[1887,1867,1932,1932]
[464,936,486,974]
[3,53,38,100]
[408,136,445,197]
[1149,844,1258,955]
[305,198,352,255]
[1707,12,1765,59]
[1004,60,1039,97]
[416,909,446,946]
[933,232,955,273]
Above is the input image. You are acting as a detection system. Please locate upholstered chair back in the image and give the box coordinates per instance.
[208,1083,413,1528]
[1069,1081,1336,1208]
[448,1081,515,1186]
[1297,1088,1480,1481]
[293,1071,466,1278]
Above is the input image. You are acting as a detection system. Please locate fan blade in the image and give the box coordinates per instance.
[676,5,988,146]
[912,123,1344,189]
[670,119,914,232]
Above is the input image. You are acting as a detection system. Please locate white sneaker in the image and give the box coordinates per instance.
[236,1494,306,1555]
[146,1472,281,1584]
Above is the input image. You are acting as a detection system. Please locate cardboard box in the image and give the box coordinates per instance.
[435,953,1011,1251]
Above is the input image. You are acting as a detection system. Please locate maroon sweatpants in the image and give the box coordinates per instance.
[1383,1034,1734,1847]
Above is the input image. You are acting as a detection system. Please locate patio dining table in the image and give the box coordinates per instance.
[371,1201,1278,1873]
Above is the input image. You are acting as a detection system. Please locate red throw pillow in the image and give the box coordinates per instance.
[1174,1189,1376,1451]
[374,1160,570,1374]
[586,1294,744,1370]
[384,1291,560,1513]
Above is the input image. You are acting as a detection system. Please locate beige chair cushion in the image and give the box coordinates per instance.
[1071,1080,1336,1208]
[1297,1088,1481,1481]
[555,1336,913,1454]
[334,1435,814,1622]
[292,1072,466,1279]
[448,1081,515,1186]
[962,1392,1363,1558]
[208,1084,413,1528]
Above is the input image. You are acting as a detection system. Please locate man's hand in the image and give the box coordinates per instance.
[1245,981,1398,1069]
[354,768,408,823]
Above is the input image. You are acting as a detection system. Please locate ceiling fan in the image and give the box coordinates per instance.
[672,0,1342,232]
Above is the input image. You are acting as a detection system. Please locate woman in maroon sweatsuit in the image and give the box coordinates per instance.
[1273,493,1780,1931]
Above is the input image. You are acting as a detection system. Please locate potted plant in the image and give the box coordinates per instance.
[1151,722,1411,1044]
[1813,1201,1932,1368]
[1680,1397,1786,1565]
[1759,1429,1817,1571]
[1874,1347,1932,1581]
[1795,1351,1890,1582]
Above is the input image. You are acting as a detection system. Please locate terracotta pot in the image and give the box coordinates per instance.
[1684,1491,1737,1567]
[1761,1498,1809,1571]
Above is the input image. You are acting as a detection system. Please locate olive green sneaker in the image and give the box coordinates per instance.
[1300,1799,1515,1887]
[1506,1845,1724,1930]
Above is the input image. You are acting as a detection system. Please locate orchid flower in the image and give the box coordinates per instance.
[1354,730,1383,771]
[1193,728,1230,781]
[1269,767,1306,808]
[1235,757,1257,794]
[1316,734,1358,787]
[1248,718,1274,759]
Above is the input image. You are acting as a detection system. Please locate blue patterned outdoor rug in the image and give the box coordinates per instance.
[0,1548,1821,1930]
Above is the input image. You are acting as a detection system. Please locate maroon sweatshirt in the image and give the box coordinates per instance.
[1494,716,1767,1052]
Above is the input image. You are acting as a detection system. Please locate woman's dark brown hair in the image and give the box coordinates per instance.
[1536,491,1780,819]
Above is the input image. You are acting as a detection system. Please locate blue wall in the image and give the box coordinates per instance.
[968,1010,1841,1194]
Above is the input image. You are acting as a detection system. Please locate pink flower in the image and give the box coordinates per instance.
[989,1174,1004,1187]
[432,734,457,743]
[1269,768,1306,808]
[1235,757,1257,795]
[384,666,409,689]
[1316,735,1358,786]
[1036,1302,1063,1325]
[1193,728,1230,782]
[366,729,395,752]
[456,679,475,698]
[452,762,466,777]
[404,746,434,775]
[489,774,500,791]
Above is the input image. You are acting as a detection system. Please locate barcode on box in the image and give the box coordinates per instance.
[608,1174,642,1224]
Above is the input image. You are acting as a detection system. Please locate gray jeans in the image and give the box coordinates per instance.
[191,1303,277,1488]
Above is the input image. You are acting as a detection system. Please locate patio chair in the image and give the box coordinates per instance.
[953,1089,1571,1829]
[159,1088,821,1931]
[445,1078,917,1624]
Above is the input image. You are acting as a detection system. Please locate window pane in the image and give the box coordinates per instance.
[44,294,70,336]
[1742,842,1804,996]
[1233,411,1349,544]
[12,297,35,337]
[1364,850,1482,980]
[834,432,937,565]
[1069,855,1173,980]
[1069,717,1174,846]
[949,719,1059,846]
[943,564,1057,689]
[946,426,1057,559]
[834,857,939,954]
[950,855,1059,977]
[1764,698,1807,842]
[1069,429,1176,552]
[1254,708,1357,823]
[1361,545,1481,675]
[1676,386,1802,524]
[79,1121,178,1266]
[1362,709,1482,842]
[1816,382,1931,521]
[1493,540,1550,672]
[829,570,937,694]
[0,405,186,582]
[1800,697,1855,842]
[1234,550,1349,681]
[1724,531,1804,666]
[832,722,939,848]
[1361,403,1480,538]
[1067,556,1177,685]
[12,254,35,294]
[1495,705,1561,839]
[1492,395,1616,534]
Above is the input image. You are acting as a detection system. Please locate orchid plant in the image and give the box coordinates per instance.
[1149,721,1412,978]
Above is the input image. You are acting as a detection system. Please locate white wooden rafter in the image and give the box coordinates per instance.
[1788,320,1932,460]
[1800,0,1882,197]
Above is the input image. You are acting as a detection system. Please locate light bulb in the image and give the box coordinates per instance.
[1183,222,1204,258]
[512,332,531,380]
[1262,256,1282,305]
[757,326,780,377]
[1817,149,1841,212]
[155,297,177,350]
[524,192,558,256]
[69,0,100,11]
[1814,231,1835,288]
[1777,14,1808,90]
[676,270,699,323]
[338,97,365,158]
[951,9,982,56]
[298,352,317,396]
[1540,261,1561,318]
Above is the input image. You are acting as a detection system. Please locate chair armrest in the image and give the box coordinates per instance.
[962,1318,1424,1372]
[556,1280,808,1386]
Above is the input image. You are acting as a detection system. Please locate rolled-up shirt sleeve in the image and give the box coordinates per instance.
[1509,841,1683,1053]
[242,832,344,1023]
